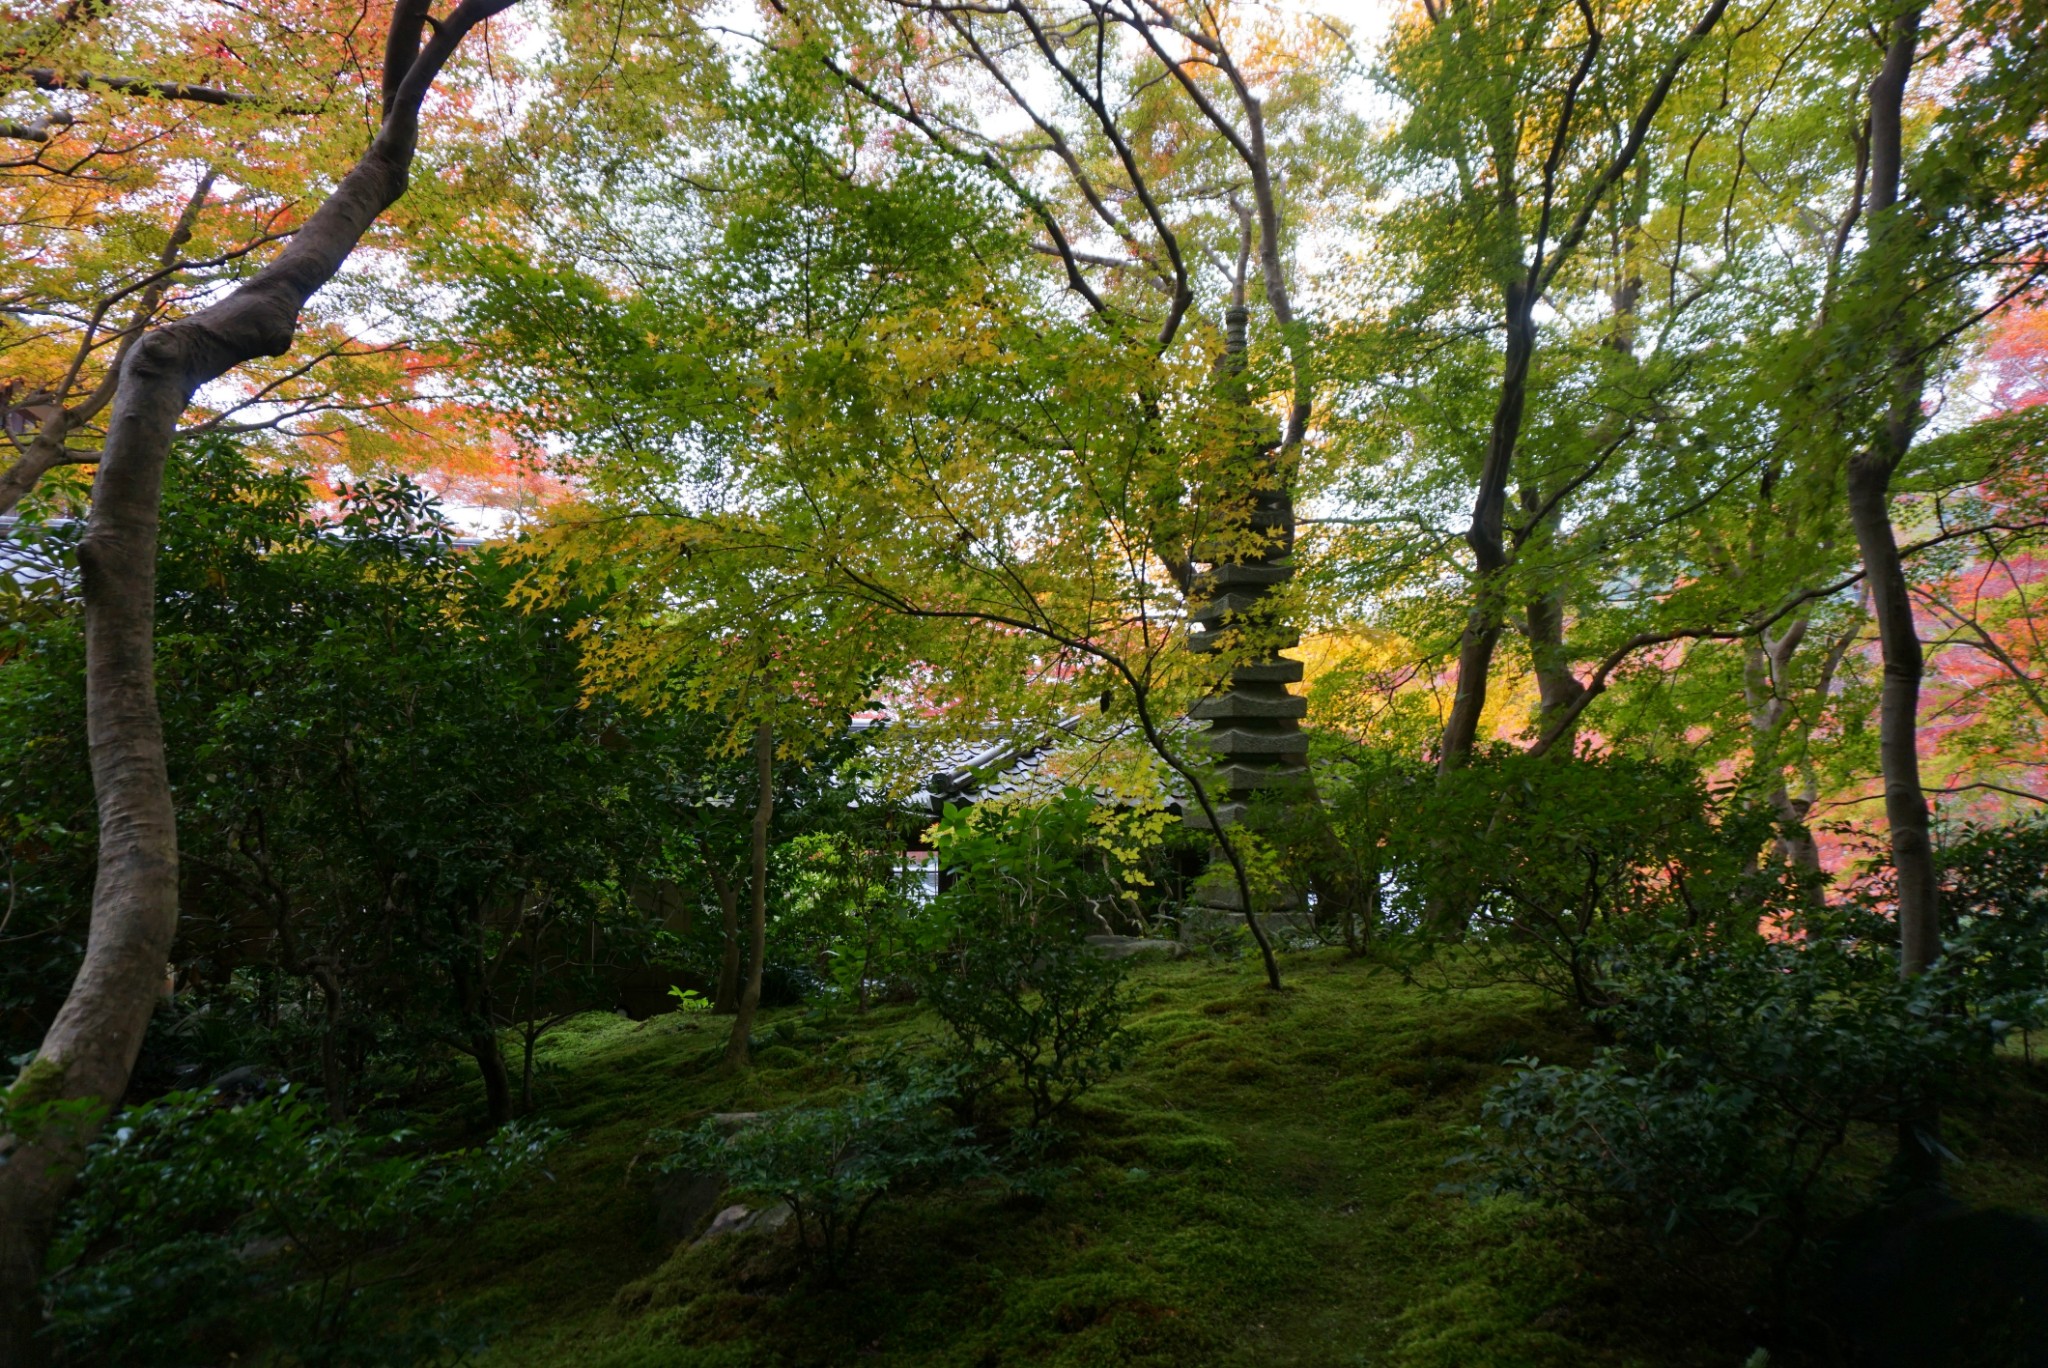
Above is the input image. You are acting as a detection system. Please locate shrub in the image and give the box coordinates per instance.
[1252,741,1434,949]
[921,920,1136,1126]
[920,794,1140,1124]
[1390,749,1797,1009]
[42,1086,557,1367]
[1925,813,2048,1013]
[652,1066,991,1280]
[1465,899,2048,1254]
[772,827,926,1008]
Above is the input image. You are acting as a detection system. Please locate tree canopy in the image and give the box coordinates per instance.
[3,0,2047,1360]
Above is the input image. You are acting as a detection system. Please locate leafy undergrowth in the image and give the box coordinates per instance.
[399,951,2048,1368]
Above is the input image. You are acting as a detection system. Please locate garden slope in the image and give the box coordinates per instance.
[411,951,2048,1368]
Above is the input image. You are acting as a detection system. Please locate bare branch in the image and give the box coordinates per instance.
[19,66,318,113]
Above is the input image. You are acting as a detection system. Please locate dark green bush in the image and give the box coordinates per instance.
[919,794,1138,1124]
[772,825,925,1007]
[1923,813,2048,1012]
[652,1065,990,1279]
[1390,748,1798,1009]
[42,1086,556,1366]
[1466,878,2048,1253]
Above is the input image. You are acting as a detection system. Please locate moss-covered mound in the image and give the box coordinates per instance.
[403,951,2048,1367]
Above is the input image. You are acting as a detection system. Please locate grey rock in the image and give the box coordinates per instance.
[1084,934,1187,961]
[700,1201,792,1243]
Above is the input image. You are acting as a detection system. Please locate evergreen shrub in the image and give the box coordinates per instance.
[42,1086,555,1366]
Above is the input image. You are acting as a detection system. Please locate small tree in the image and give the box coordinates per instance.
[1,5,523,1352]
[653,1068,990,1281]
[919,793,1140,1125]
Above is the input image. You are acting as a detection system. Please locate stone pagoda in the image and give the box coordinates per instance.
[1181,304,1312,931]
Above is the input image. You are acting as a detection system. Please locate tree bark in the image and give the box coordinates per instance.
[1849,7,1938,980]
[451,943,512,1128]
[1438,281,1533,773]
[0,5,519,1358]
[1526,585,1588,752]
[313,966,348,1123]
[1846,5,1942,1190]
[1765,785,1824,873]
[1434,0,1731,773]
[469,1028,514,1128]
[726,722,775,1069]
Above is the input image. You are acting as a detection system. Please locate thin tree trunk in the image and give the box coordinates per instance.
[1848,5,1942,1188]
[470,1028,514,1128]
[1426,292,1527,933]
[1434,0,1731,772]
[1851,461,1937,971]
[313,966,347,1123]
[1765,785,1824,873]
[1438,283,1533,773]
[1525,586,1588,752]
[451,942,512,1128]
[0,6,519,1357]
[1851,7,1937,979]
[727,722,775,1069]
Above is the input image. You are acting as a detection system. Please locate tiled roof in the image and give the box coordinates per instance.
[879,715,1187,816]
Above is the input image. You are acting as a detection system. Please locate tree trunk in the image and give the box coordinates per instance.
[1850,5,1943,1190]
[313,966,347,1122]
[450,938,512,1127]
[1766,785,1824,874]
[467,1028,513,1129]
[1850,460,1937,972]
[726,722,775,1070]
[1852,8,1937,981]
[1526,587,1588,753]
[1438,281,1534,773]
[0,6,520,1357]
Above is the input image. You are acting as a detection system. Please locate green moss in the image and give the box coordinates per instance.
[6,1053,65,1108]
[750,1045,809,1072]
[392,950,2047,1368]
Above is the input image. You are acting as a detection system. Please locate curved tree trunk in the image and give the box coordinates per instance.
[1852,8,1937,981]
[0,6,519,1357]
[1437,284,1533,775]
[1845,5,1943,1190]
[469,1029,515,1128]
[726,722,775,1069]
[1525,586,1589,755]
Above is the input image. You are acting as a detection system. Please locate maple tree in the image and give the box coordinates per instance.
[1,0,2045,1355]
[0,2,523,1356]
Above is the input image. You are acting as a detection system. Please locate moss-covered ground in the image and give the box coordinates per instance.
[406,950,2048,1368]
